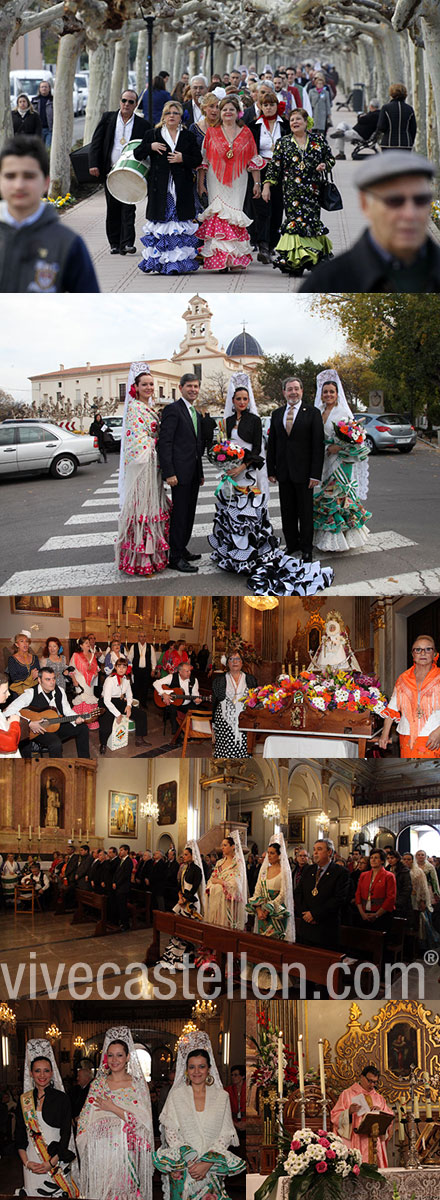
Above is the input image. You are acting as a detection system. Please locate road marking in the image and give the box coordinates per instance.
[65,512,120,525]
[40,526,415,556]
[327,569,440,595]
[39,532,117,550]
[81,498,120,507]
[0,556,220,594]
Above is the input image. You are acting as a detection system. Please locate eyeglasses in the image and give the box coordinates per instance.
[364,190,433,209]
[413,647,435,653]
[121,98,136,105]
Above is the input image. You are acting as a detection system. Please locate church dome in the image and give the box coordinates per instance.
[226,329,263,357]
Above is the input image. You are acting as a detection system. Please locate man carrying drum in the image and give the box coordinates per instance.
[89,89,150,256]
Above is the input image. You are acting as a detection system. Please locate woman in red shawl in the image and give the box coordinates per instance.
[69,636,99,729]
[378,635,440,758]
[198,95,263,272]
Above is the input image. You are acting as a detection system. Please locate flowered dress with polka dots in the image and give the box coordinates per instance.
[264,130,335,273]
[198,125,263,270]
[116,397,171,576]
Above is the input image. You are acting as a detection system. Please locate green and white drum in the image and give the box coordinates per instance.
[107,139,149,204]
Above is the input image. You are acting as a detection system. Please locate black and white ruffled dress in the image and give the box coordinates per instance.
[208,426,334,596]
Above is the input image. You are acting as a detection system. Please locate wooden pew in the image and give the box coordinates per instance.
[128,886,152,929]
[71,889,107,937]
[340,924,385,976]
[145,911,358,993]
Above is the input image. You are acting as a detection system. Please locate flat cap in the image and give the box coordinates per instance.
[355,150,435,190]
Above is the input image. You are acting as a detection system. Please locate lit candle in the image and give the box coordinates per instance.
[107,609,111,625]
[288,662,292,676]
[29,825,32,839]
[86,829,89,842]
[424,1072,432,1120]
[71,827,74,840]
[318,1039,326,1100]
[277,1031,283,1097]
[117,609,120,626]
[413,1092,420,1120]
[38,826,41,839]
[297,1034,304,1093]
[17,824,21,839]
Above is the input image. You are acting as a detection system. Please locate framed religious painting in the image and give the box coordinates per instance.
[108,790,138,838]
[173,596,195,629]
[288,815,305,843]
[384,1019,421,1077]
[157,781,177,826]
[10,595,63,616]
[240,811,253,836]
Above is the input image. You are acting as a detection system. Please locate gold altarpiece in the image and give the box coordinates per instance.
[0,759,97,852]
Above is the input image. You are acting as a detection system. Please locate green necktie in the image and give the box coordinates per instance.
[189,404,198,435]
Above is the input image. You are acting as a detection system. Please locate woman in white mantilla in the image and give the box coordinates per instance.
[16,1039,79,1197]
[76,1025,153,1200]
[247,832,295,941]
[116,361,171,576]
[204,832,247,929]
[160,841,206,969]
[154,1029,245,1200]
[313,369,371,552]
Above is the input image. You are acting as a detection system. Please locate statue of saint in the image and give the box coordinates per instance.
[309,610,361,673]
[44,777,61,826]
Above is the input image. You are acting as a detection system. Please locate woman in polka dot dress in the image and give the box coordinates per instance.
[198,95,263,272]
[212,650,258,758]
[116,361,171,576]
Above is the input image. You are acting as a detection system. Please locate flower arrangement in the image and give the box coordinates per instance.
[46,193,76,208]
[209,440,245,469]
[245,679,299,713]
[295,667,388,716]
[329,419,370,462]
[248,1009,297,1094]
[226,636,263,666]
[283,1127,381,1199]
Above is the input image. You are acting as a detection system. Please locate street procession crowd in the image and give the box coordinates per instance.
[1,59,440,291]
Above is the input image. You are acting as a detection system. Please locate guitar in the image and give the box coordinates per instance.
[154,688,212,710]
[19,706,104,740]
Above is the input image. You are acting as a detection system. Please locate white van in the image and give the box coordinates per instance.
[10,69,54,107]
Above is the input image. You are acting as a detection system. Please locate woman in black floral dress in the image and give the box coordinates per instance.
[262,108,335,276]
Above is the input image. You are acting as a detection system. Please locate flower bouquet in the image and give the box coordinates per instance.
[248,1009,298,1095]
[283,1127,382,1200]
[329,419,370,462]
[295,667,387,716]
[209,440,245,470]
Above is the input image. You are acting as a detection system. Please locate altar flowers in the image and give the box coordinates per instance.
[283,1127,381,1198]
[296,668,388,716]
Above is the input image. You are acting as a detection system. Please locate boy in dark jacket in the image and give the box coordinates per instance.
[0,136,99,292]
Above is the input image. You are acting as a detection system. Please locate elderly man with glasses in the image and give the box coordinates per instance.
[331,1065,394,1167]
[89,89,150,255]
[300,151,440,292]
[378,635,440,758]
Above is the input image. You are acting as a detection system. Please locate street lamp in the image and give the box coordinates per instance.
[209,31,215,80]
[138,7,155,125]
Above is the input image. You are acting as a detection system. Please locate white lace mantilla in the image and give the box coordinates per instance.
[279,1167,440,1199]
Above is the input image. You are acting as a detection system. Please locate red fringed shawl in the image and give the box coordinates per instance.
[203,125,260,186]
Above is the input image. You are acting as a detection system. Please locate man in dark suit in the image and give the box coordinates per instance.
[266,376,324,560]
[294,838,350,949]
[89,90,150,255]
[112,843,133,930]
[62,844,79,907]
[74,844,93,892]
[157,374,205,573]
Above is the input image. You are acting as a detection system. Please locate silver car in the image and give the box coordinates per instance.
[356,412,417,454]
[0,419,101,478]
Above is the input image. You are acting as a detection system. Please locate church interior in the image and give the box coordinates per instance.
[0,997,245,1197]
[0,594,212,758]
[1,757,439,1000]
[246,998,440,1183]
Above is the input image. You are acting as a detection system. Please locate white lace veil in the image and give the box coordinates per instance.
[257,831,295,942]
[96,1026,152,1098]
[118,360,153,506]
[187,839,206,915]
[223,371,258,420]
[173,1029,222,1090]
[24,1039,77,1157]
[314,368,369,499]
[24,1039,64,1094]
[230,829,248,928]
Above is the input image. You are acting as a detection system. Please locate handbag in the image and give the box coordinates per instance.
[108,715,129,751]
[319,169,343,211]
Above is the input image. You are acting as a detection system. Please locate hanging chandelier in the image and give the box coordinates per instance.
[350,820,362,834]
[140,792,159,820]
[192,1000,217,1022]
[244,597,279,612]
[263,799,280,820]
[316,810,330,828]
[73,1036,85,1048]
[175,1020,199,1051]
[46,1024,62,1040]
[0,1003,16,1028]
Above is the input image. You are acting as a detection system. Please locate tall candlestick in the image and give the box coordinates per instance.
[277,1031,283,1097]
[107,609,111,626]
[71,827,74,840]
[413,1092,419,1120]
[29,825,32,839]
[318,1039,326,1100]
[423,1072,432,1119]
[18,824,21,839]
[117,609,120,627]
[397,1104,405,1142]
[86,829,89,842]
[297,1034,304,1093]
[38,825,41,840]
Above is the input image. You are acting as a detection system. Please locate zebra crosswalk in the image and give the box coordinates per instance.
[0,463,422,596]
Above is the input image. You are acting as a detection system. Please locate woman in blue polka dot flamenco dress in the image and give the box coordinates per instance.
[133,100,202,275]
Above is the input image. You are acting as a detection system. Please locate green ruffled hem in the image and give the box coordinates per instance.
[313,498,372,535]
[273,233,332,269]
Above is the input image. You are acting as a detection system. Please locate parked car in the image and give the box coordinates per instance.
[0,419,100,478]
[102,415,124,450]
[74,72,89,114]
[10,69,54,107]
[355,412,417,454]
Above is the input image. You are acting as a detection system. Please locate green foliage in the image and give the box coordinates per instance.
[255,354,325,405]
[312,296,440,422]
